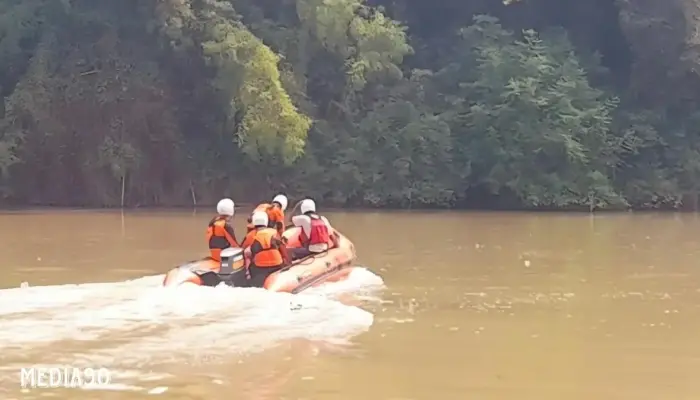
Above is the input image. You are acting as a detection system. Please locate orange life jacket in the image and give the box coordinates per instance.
[249,227,284,268]
[246,203,285,234]
[206,216,238,261]
[241,229,256,249]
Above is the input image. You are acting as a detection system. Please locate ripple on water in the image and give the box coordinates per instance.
[0,267,384,394]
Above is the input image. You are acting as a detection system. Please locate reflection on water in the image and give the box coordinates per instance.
[1,210,700,399]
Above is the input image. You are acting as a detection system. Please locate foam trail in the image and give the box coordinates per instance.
[0,267,384,393]
[0,276,160,316]
[307,266,384,292]
[68,287,375,368]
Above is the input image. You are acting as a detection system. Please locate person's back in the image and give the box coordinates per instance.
[246,194,288,235]
[206,198,239,262]
[245,211,290,287]
[290,199,336,260]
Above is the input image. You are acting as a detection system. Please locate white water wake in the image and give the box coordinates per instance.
[0,267,384,394]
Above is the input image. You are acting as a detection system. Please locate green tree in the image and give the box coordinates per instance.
[436,17,622,209]
[1,0,700,210]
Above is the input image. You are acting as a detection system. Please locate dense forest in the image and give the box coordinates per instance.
[1,0,700,210]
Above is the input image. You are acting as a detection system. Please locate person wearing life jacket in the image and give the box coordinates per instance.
[206,198,240,262]
[246,194,288,236]
[289,199,338,261]
[244,211,290,287]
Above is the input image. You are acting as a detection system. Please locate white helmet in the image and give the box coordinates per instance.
[272,194,288,211]
[300,199,316,214]
[216,198,235,216]
[251,211,269,227]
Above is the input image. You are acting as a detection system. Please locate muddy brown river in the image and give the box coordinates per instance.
[0,210,699,399]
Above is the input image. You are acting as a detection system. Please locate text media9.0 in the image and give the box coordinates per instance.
[20,366,112,389]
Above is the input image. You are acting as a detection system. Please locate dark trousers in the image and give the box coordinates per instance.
[289,247,312,261]
[248,265,283,288]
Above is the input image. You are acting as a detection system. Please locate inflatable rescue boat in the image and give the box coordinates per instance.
[161,226,358,294]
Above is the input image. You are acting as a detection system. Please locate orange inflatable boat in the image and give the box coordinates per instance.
[162,226,358,294]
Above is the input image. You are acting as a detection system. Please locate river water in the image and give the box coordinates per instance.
[0,210,699,399]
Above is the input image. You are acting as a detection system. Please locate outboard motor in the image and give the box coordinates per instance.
[219,247,248,287]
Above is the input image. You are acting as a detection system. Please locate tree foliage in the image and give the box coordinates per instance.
[1,0,700,209]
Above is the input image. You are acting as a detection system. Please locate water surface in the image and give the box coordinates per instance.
[1,210,699,399]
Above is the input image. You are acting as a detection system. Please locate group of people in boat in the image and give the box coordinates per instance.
[205,194,339,287]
